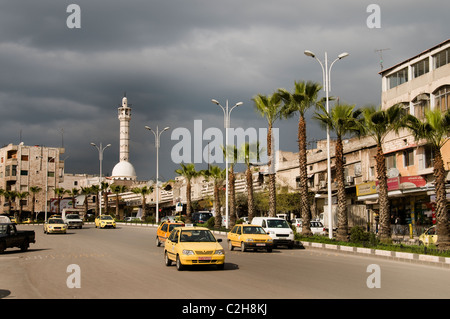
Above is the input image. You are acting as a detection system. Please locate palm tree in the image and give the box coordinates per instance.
[80,186,92,218]
[90,185,100,217]
[66,188,79,210]
[175,163,200,224]
[4,191,17,221]
[360,104,404,241]
[54,187,66,215]
[253,92,284,217]
[101,182,110,214]
[110,184,128,220]
[131,186,153,220]
[16,191,29,221]
[278,80,324,236]
[29,186,42,221]
[403,108,450,249]
[239,142,263,223]
[222,144,238,228]
[314,103,362,241]
[201,165,226,228]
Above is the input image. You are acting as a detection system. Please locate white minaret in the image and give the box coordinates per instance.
[118,95,131,162]
[111,94,136,181]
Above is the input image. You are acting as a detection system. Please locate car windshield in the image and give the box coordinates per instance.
[243,226,266,234]
[169,224,183,232]
[267,219,290,228]
[180,229,216,242]
[66,215,80,219]
[0,225,7,234]
[49,219,64,224]
[101,216,113,220]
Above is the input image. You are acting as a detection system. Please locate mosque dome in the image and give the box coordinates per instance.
[111,161,136,180]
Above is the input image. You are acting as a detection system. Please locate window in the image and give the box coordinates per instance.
[20,170,28,176]
[413,94,430,120]
[434,86,450,113]
[412,58,429,78]
[388,67,408,89]
[434,47,450,69]
[48,171,55,177]
[404,149,414,167]
[385,154,396,169]
[424,145,433,169]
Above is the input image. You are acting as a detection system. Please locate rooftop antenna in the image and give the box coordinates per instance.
[375,48,390,71]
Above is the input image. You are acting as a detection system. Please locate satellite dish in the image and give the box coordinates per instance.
[387,168,399,178]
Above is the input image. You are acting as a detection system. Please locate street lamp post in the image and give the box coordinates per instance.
[211,99,243,229]
[91,142,111,216]
[145,125,170,224]
[304,50,349,239]
[45,156,56,222]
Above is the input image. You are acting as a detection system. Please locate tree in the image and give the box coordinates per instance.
[175,163,200,224]
[29,186,42,221]
[222,145,238,228]
[360,104,404,241]
[253,92,284,217]
[4,191,17,221]
[90,185,100,217]
[54,187,66,215]
[201,165,226,228]
[314,103,362,241]
[80,186,92,218]
[66,188,79,210]
[278,81,323,236]
[239,142,263,222]
[131,186,153,220]
[110,184,128,220]
[101,182,110,214]
[403,108,450,249]
[16,191,29,221]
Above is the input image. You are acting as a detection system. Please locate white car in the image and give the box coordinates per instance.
[296,220,326,235]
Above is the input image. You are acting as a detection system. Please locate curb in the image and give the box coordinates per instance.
[299,240,450,268]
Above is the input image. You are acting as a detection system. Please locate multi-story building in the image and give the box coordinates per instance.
[376,39,450,226]
[0,143,65,217]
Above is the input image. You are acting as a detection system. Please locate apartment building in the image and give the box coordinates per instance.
[378,39,450,226]
[0,143,65,217]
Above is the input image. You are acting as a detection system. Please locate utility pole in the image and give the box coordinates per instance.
[375,48,390,71]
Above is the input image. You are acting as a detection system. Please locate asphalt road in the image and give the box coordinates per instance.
[1,224,450,299]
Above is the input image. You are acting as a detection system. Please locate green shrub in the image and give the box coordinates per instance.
[350,226,379,246]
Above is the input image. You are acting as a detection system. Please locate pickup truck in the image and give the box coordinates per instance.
[0,222,36,253]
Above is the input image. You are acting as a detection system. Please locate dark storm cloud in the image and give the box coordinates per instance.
[0,0,448,180]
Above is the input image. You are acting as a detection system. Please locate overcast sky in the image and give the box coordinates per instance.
[0,0,448,181]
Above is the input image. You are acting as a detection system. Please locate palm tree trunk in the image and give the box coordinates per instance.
[229,166,237,228]
[246,166,255,222]
[376,144,391,241]
[335,136,349,241]
[214,181,221,228]
[433,149,450,248]
[186,181,192,223]
[299,115,312,236]
[267,124,276,217]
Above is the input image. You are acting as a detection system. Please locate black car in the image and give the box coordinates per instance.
[192,212,213,224]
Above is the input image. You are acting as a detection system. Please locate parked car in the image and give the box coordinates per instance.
[227,224,273,252]
[294,220,327,235]
[63,213,83,229]
[156,221,184,246]
[95,215,116,229]
[191,212,213,224]
[44,218,67,234]
[251,217,295,249]
[164,226,225,270]
[419,225,437,246]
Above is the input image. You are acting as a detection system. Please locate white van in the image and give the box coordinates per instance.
[251,217,295,249]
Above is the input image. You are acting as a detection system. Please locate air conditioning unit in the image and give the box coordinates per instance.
[346,176,354,184]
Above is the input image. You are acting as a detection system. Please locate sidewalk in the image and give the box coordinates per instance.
[298,240,450,268]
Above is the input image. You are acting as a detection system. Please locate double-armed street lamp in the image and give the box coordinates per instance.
[211,99,243,229]
[145,125,170,224]
[91,142,111,216]
[304,50,349,239]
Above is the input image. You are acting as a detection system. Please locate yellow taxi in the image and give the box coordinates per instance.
[95,215,116,229]
[44,217,67,234]
[156,221,184,246]
[164,226,225,270]
[419,225,437,246]
[227,224,273,252]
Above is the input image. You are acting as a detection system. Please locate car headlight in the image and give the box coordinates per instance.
[246,238,254,242]
[267,238,273,243]
[214,249,224,255]
[182,250,195,256]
